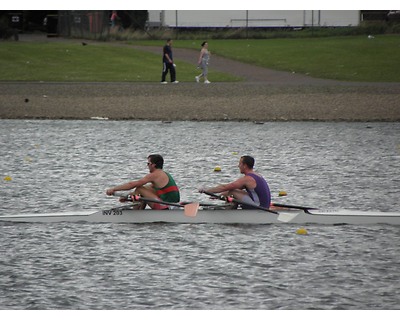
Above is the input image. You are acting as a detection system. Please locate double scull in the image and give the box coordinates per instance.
[1,206,400,225]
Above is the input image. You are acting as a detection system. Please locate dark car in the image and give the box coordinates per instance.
[387,10,400,22]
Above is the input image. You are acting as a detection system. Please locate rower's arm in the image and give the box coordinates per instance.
[205,177,247,194]
[106,173,154,195]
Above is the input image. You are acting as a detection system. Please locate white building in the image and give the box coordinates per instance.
[147,10,361,28]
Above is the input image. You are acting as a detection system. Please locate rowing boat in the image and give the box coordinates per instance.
[1,206,400,225]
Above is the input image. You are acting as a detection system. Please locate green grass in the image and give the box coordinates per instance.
[136,35,400,82]
[1,35,400,82]
[0,41,238,82]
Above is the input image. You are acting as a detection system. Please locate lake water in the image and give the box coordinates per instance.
[0,120,399,310]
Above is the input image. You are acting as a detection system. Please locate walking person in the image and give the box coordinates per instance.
[110,11,120,31]
[195,41,211,84]
[161,39,178,84]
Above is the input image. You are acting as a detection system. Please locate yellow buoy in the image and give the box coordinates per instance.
[4,176,12,181]
[232,152,238,155]
[214,166,221,172]
[279,190,287,197]
[296,228,308,235]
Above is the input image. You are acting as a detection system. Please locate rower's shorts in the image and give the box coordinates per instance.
[240,195,260,210]
[152,202,169,210]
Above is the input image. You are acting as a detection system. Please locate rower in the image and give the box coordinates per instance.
[106,154,180,210]
[199,155,271,209]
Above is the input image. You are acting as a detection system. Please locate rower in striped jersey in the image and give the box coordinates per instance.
[106,154,180,209]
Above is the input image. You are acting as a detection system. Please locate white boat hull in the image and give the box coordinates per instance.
[1,207,400,225]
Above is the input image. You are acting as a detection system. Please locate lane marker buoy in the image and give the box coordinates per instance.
[214,166,221,172]
[296,228,308,235]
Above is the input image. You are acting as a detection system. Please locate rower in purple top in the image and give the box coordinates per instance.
[199,155,271,209]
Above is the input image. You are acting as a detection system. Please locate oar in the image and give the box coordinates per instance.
[181,202,236,211]
[116,194,200,217]
[201,191,279,214]
[200,191,299,223]
[272,202,317,211]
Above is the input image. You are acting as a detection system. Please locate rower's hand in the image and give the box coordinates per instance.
[199,188,220,200]
[120,194,139,202]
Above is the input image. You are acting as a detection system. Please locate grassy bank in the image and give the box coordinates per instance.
[0,42,238,82]
[0,35,399,82]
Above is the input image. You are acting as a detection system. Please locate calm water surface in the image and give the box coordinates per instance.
[0,120,399,309]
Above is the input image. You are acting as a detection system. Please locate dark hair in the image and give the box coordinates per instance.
[241,155,255,169]
[201,41,207,47]
[148,154,164,169]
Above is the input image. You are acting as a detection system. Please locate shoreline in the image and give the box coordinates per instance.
[1,82,399,122]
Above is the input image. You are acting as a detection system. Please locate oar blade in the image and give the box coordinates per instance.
[184,202,200,217]
[277,212,300,223]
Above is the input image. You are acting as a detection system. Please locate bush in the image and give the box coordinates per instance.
[68,21,400,41]
[115,23,400,41]
[0,16,13,39]
[358,21,389,35]
[388,22,400,33]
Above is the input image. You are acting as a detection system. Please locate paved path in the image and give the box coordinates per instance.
[133,45,341,85]
[133,45,400,88]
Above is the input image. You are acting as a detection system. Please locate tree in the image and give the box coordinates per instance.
[117,10,148,30]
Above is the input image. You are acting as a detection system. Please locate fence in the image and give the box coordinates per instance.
[57,11,111,38]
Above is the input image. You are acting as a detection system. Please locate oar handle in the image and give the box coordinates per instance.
[128,194,185,208]
[112,192,182,206]
[202,191,227,201]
